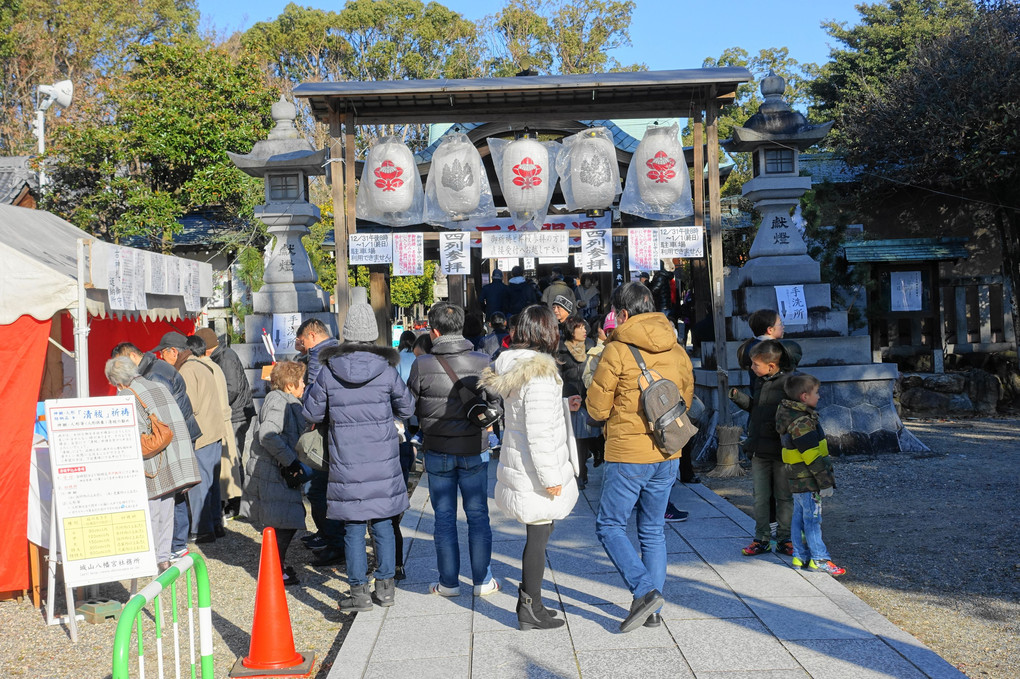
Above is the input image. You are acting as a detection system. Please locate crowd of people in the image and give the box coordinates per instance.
[103,268,843,635]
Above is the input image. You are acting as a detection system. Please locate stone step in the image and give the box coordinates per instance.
[726,309,848,340]
[702,335,874,370]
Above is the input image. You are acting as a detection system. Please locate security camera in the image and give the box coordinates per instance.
[37,80,73,111]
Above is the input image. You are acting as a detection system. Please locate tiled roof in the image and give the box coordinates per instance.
[843,237,969,262]
[801,152,858,184]
[0,156,37,204]
[119,211,245,251]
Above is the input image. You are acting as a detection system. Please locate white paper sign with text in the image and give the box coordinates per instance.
[392,233,424,276]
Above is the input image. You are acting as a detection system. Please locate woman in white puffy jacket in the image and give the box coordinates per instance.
[479,304,580,631]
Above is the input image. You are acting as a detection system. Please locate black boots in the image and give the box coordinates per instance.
[340,583,373,613]
[517,592,565,631]
[373,578,396,607]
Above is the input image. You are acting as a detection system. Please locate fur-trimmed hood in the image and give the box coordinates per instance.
[320,342,400,385]
[480,349,562,397]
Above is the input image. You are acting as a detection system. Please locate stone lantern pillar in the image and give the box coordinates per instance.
[227,97,336,400]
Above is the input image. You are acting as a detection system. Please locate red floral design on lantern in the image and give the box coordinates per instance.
[512,157,543,189]
[645,151,676,184]
[374,160,405,192]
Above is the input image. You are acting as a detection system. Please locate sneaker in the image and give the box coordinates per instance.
[394,565,406,581]
[282,566,301,586]
[741,539,771,556]
[429,582,460,597]
[663,502,688,522]
[303,535,327,551]
[815,560,846,576]
[473,577,500,596]
[791,556,815,570]
[775,540,795,556]
[170,547,190,560]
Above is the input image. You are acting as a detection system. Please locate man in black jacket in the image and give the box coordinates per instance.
[479,269,508,319]
[505,265,539,316]
[407,302,502,596]
[113,340,201,558]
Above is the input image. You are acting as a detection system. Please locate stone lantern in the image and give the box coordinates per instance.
[228,96,336,383]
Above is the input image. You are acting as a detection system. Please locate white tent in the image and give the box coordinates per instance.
[0,204,213,394]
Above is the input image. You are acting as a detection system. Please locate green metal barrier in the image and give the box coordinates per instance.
[112,553,215,679]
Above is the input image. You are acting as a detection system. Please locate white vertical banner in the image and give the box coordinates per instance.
[775,285,808,325]
[522,257,536,271]
[183,259,201,312]
[439,231,471,275]
[392,232,424,276]
[628,228,659,273]
[273,312,302,353]
[148,252,167,296]
[107,247,127,310]
[580,229,613,272]
[132,249,148,311]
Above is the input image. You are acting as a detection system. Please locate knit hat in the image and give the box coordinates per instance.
[194,327,219,351]
[343,287,379,342]
[603,310,617,330]
[552,295,574,314]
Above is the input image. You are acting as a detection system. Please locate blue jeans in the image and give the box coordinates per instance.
[595,459,679,600]
[425,450,493,588]
[189,441,222,535]
[345,519,395,586]
[791,491,830,563]
[307,467,345,546]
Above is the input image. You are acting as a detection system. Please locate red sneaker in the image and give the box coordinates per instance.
[815,560,846,576]
[741,539,771,556]
[775,540,795,556]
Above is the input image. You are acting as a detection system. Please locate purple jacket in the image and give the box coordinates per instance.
[302,342,415,521]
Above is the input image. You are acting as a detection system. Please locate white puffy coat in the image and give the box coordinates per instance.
[479,349,579,525]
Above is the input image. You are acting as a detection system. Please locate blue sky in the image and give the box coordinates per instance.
[197,0,866,71]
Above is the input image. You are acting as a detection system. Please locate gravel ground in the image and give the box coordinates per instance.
[2,418,1017,678]
[700,416,1020,679]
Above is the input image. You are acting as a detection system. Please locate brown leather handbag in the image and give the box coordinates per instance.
[128,387,174,460]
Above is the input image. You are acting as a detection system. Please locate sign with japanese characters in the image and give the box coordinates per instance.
[349,233,393,265]
[500,258,520,272]
[45,396,156,587]
[464,212,611,233]
[775,285,808,326]
[482,232,569,259]
[658,226,704,259]
[273,312,302,353]
[439,231,471,275]
[580,229,613,272]
[182,258,201,312]
[890,271,923,312]
[392,232,424,276]
[628,228,659,273]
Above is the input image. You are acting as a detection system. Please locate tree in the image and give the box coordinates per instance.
[482,0,643,76]
[836,0,1020,339]
[0,0,197,154]
[809,0,976,145]
[42,37,278,249]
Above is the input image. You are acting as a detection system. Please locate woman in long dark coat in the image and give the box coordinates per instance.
[302,292,416,612]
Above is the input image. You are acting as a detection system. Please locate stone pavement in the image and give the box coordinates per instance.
[328,461,964,679]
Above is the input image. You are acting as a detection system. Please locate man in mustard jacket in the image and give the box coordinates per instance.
[586,282,694,633]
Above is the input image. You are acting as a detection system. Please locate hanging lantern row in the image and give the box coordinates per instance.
[357,124,693,228]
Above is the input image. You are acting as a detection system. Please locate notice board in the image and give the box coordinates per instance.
[45,396,156,587]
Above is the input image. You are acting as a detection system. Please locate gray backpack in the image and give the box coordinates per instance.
[627,344,698,457]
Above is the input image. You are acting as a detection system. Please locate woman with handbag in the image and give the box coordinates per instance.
[479,305,581,631]
[105,356,202,572]
[240,361,309,585]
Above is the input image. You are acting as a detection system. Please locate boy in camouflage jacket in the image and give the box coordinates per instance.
[775,372,845,576]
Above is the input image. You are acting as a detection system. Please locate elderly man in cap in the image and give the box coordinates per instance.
[194,328,254,519]
[552,295,574,325]
[154,331,232,543]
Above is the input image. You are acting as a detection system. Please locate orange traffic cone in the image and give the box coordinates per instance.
[229,528,315,678]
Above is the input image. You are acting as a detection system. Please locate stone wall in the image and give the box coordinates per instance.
[897,370,1001,417]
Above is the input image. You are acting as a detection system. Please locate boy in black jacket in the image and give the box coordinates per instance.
[729,340,794,556]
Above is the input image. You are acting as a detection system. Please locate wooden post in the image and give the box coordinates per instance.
[369,265,390,346]
[707,99,731,426]
[448,275,466,308]
[329,109,357,338]
[690,111,712,336]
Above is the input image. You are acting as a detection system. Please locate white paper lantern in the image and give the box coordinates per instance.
[367,138,416,213]
[502,137,549,214]
[433,135,483,218]
[568,133,618,209]
[633,126,685,209]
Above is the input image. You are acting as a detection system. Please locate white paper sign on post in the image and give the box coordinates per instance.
[349,233,393,265]
[45,396,157,586]
[107,247,127,310]
[522,258,536,271]
[775,284,808,325]
[148,252,166,296]
[580,229,613,272]
[890,271,923,312]
[628,228,659,273]
[440,231,471,275]
[273,312,303,353]
[658,226,704,259]
[499,258,519,272]
[393,233,424,276]
[184,260,201,312]
[132,249,148,311]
